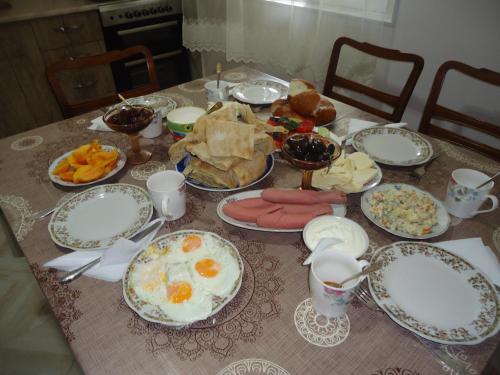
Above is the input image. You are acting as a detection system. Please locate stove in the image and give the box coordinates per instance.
[99,0,190,91]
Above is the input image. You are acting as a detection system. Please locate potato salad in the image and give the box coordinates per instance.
[368,187,438,236]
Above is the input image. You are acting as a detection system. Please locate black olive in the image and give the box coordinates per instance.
[327,144,335,155]
[309,138,326,154]
[297,136,309,151]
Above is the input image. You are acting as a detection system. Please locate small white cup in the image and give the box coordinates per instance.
[146,171,186,220]
[445,168,498,218]
[309,250,369,318]
[140,111,163,138]
[205,80,231,102]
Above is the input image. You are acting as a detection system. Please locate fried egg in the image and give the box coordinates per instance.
[164,233,211,263]
[132,261,212,323]
[189,247,241,297]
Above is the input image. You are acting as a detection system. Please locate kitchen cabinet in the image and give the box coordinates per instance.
[0,11,114,138]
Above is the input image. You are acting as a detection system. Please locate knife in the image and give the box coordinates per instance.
[59,220,163,284]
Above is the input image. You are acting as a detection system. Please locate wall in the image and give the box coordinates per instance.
[196,0,500,146]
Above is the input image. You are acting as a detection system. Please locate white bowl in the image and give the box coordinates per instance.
[303,215,369,258]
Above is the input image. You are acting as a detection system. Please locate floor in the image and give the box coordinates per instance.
[0,210,83,375]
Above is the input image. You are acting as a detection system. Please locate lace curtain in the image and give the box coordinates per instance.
[183,0,394,89]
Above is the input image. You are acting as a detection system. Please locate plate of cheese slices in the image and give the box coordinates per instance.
[312,151,382,193]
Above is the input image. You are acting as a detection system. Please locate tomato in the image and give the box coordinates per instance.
[295,119,314,133]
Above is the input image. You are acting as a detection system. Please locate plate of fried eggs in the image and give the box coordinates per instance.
[123,230,243,326]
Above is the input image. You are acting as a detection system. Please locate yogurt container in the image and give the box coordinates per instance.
[303,216,369,258]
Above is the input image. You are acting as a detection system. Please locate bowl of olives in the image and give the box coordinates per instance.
[281,133,341,189]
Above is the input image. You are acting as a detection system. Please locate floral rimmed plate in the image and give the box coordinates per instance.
[49,184,153,251]
[368,242,500,345]
[361,183,450,239]
[217,189,347,232]
[176,154,275,192]
[232,80,288,105]
[123,230,243,326]
[48,145,126,187]
[352,127,433,166]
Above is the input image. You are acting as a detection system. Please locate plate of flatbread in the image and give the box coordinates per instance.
[169,103,286,192]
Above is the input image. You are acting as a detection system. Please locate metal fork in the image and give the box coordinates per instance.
[30,206,55,221]
[356,284,472,374]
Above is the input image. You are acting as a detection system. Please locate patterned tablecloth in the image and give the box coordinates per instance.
[1,66,499,375]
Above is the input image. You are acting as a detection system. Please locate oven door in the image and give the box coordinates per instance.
[103,14,191,91]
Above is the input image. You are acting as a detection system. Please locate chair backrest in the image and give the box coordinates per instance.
[419,60,500,161]
[323,36,424,123]
[47,45,160,118]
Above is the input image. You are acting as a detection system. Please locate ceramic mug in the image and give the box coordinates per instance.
[445,168,498,218]
[140,111,163,138]
[146,171,186,220]
[205,80,231,102]
[309,250,369,318]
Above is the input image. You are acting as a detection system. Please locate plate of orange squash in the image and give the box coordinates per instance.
[48,140,126,186]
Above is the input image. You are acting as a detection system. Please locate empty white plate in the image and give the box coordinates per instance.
[232,80,288,105]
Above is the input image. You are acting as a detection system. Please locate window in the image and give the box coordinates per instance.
[263,0,398,23]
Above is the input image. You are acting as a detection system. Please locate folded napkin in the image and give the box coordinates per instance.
[436,237,500,286]
[88,116,113,132]
[44,218,165,282]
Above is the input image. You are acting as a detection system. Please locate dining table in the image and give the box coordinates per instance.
[1,65,499,375]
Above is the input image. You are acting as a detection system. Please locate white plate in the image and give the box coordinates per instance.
[123,230,243,326]
[109,95,177,117]
[361,183,450,239]
[232,80,288,105]
[48,145,126,187]
[217,189,347,233]
[369,242,500,345]
[176,154,275,192]
[49,184,153,251]
[352,127,433,166]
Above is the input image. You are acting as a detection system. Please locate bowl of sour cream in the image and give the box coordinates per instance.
[303,216,369,259]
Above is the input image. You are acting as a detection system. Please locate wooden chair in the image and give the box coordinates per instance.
[47,45,160,118]
[323,36,424,123]
[419,60,500,161]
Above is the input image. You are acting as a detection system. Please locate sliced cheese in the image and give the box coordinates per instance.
[348,152,373,170]
[352,168,377,185]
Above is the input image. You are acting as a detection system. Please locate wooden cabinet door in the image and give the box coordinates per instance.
[63,11,104,45]
[31,15,71,51]
[0,21,62,129]
[0,38,35,138]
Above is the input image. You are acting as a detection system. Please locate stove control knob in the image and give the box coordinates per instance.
[134,10,141,17]
[158,6,165,13]
[125,11,133,18]
[166,5,172,12]
[142,9,150,16]
[150,7,157,15]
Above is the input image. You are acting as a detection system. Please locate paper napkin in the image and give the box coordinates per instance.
[88,116,114,132]
[44,218,165,282]
[436,237,500,286]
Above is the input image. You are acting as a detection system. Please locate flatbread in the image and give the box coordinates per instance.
[230,151,267,187]
[186,142,242,171]
[184,157,237,188]
[206,120,255,160]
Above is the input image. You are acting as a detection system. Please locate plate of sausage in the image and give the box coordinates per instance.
[217,188,347,232]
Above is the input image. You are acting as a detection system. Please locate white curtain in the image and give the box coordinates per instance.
[183,0,394,89]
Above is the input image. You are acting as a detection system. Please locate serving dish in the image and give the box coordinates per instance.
[232,80,288,105]
[176,154,275,192]
[48,145,126,187]
[352,127,433,166]
[123,230,243,326]
[361,183,450,239]
[49,184,153,251]
[369,241,500,345]
[217,189,347,232]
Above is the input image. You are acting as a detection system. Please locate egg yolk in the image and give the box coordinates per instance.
[167,281,192,303]
[195,258,221,278]
[182,235,202,253]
